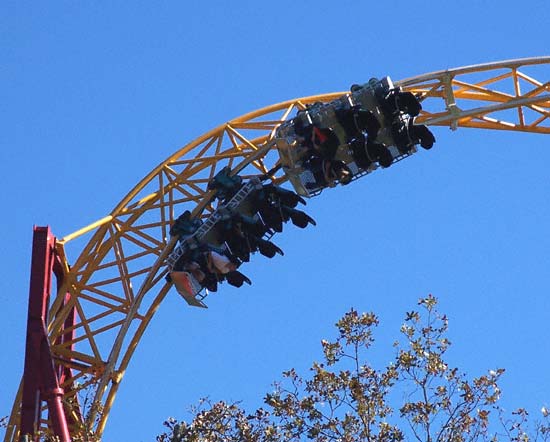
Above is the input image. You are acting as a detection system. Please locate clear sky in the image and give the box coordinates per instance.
[2,2,549,441]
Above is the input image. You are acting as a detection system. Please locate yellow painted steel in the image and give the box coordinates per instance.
[5,57,550,442]
[397,57,550,132]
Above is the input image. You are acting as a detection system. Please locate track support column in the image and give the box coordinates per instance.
[20,226,71,442]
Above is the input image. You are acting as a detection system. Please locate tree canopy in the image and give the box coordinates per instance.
[157,296,549,442]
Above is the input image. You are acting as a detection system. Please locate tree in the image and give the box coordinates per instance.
[157,295,550,442]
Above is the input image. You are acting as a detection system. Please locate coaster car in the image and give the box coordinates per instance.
[166,168,316,307]
[274,76,435,196]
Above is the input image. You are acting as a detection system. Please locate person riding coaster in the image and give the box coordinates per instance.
[206,166,244,202]
[335,105,381,143]
[349,133,394,169]
[168,245,251,296]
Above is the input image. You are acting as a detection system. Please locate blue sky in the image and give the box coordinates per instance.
[2,2,549,441]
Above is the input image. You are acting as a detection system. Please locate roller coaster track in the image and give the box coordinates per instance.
[5,56,550,442]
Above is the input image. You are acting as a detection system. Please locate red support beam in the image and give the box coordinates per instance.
[56,291,81,429]
[20,226,71,442]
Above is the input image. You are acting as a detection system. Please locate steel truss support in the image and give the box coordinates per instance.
[5,57,549,442]
[20,227,72,442]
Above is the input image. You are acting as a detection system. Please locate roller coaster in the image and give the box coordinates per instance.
[5,57,550,442]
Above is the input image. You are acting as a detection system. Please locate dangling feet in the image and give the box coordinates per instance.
[409,120,435,149]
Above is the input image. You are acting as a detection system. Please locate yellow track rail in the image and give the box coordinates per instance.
[5,56,549,442]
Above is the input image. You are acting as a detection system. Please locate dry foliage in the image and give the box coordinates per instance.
[157,296,549,442]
